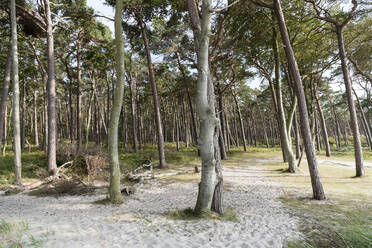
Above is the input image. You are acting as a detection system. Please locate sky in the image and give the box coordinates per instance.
[86,0,115,34]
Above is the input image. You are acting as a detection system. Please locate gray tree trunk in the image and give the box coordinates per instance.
[109,0,125,204]
[272,25,297,172]
[0,44,12,149]
[34,91,39,146]
[128,56,138,152]
[11,0,22,185]
[274,0,325,200]
[336,26,365,177]
[44,0,57,175]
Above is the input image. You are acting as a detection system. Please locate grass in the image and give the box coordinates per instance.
[224,149,372,248]
[165,207,239,222]
[0,219,51,248]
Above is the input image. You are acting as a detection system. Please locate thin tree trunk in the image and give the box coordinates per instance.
[34,91,39,146]
[44,0,57,175]
[274,0,325,199]
[232,91,247,151]
[315,94,331,156]
[0,44,12,149]
[76,31,83,152]
[11,0,22,184]
[134,8,167,168]
[128,56,138,152]
[353,88,372,150]
[109,0,125,204]
[336,26,365,177]
[272,22,297,172]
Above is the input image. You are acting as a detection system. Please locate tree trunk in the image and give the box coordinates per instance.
[272,23,297,172]
[44,0,57,175]
[128,56,138,152]
[232,91,247,151]
[11,0,22,184]
[189,0,223,214]
[336,26,365,177]
[76,31,83,152]
[353,88,372,150]
[109,0,125,204]
[134,9,167,168]
[33,91,39,146]
[0,44,12,149]
[315,94,331,157]
[274,0,325,199]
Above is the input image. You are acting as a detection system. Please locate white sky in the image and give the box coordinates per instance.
[86,0,115,34]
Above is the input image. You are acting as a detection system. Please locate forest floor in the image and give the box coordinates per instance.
[1,147,372,248]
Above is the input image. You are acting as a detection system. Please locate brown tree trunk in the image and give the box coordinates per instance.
[336,26,365,177]
[76,31,83,152]
[274,0,325,199]
[134,9,167,168]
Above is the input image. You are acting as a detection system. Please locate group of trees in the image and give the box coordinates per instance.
[0,0,371,212]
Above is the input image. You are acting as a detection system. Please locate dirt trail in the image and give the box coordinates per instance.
[0,156,302,248]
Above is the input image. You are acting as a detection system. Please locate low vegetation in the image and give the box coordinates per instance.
[165,207,239,223]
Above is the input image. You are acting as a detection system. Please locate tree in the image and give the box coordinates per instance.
[44,0,57,175]
[191,0,223,214]
[305,0,365,177]
[10,0,22,185]
[109,0,125,204]
[273,0,325,200]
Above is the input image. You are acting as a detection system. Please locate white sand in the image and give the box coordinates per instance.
[0,159,302,248]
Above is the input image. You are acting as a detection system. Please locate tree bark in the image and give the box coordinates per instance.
[33,91,39,146]
[232,90,247,151]
[76,31,83,152]
[274,0,325,200]
[128,56,138,152]
[0,43,13,150]
[134,8,167,168]
[109,0,125,204]
[11,0,22,185]
[336,26,365,177]
[315,94,331,157]
[272,23,297,172]
[44,0,57,175]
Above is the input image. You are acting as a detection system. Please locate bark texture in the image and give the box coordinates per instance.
[44,0,57,175]
[109,0,125,204]
[11,0,22,185]
[274,0,325,200]
[336,26,365,177]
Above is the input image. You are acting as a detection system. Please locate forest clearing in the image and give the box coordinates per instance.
[1,146,372,248]
[1,0,372,247]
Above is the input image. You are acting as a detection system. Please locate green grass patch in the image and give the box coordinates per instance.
[165,207,239,222]
[283,197,372,248]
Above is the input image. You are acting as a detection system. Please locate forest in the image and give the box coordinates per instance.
[0,0,371,247]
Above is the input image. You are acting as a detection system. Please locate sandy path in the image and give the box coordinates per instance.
[0,159,302,248]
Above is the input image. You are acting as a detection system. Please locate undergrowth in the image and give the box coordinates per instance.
[0,219,52,248]
[165,207,239,222]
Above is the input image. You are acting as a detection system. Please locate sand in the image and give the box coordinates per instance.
[0,159,302,248]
